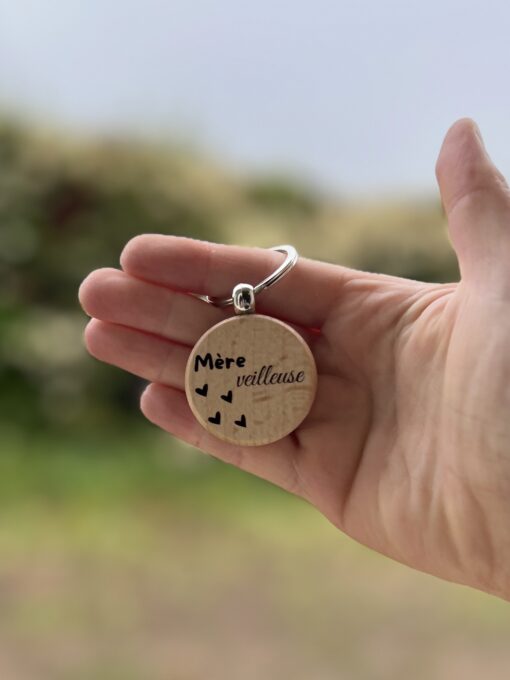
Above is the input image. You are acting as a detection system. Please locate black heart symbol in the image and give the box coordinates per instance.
[234,414,247,428]
[208,411,221,425]
[195,384,208,397]
[220,390,233,403]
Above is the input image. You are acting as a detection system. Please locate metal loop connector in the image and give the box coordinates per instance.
[233,283,255,315]
[194,245,298,309]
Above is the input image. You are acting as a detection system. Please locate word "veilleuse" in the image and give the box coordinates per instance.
[193,353,305,387]
[236,365,305,387]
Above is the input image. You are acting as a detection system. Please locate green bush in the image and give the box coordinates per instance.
[0,121,456,433]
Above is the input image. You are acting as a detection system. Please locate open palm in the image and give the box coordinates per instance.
[80,119,510,600]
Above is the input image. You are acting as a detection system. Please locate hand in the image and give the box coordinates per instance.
[79,118,510,600]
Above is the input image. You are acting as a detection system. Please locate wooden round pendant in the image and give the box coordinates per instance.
[185,314,317,446]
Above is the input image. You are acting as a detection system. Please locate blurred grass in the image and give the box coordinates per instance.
[1,429,510,680]
[0,425,285,513]
[1,119,509,679]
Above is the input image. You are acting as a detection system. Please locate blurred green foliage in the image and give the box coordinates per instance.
[0,121,226,432]
[0,119,458,434]
[0,121,507,680]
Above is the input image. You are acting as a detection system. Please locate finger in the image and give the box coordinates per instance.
[79,267,319,351]
[435,117,510,290]
[79,268,224,346]
[120,235,344,329]
[140,382,304,495]
[84,319,188,388]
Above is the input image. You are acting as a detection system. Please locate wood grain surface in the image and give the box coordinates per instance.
[185,314,317,446]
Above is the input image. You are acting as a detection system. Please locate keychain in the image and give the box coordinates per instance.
[185,245,318,446]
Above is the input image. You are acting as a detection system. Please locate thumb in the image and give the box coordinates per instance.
[435,118,510,290]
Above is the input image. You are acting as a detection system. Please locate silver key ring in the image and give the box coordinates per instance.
[194,245,298,309]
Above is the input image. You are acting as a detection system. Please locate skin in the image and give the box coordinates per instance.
[79,118,510,600]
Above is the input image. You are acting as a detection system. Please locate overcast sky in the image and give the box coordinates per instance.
[0,0,509,196]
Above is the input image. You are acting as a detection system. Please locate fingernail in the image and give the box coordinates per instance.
[472,121,485,147]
